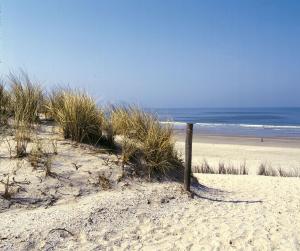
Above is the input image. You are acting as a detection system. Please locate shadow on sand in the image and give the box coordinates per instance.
[191,182,263,204]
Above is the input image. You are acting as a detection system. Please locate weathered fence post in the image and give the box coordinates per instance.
[184,123,193,191]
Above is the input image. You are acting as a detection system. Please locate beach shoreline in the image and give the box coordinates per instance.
[175,131,300,175]
[175,131,300,148]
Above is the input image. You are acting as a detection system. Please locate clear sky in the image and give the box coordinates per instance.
[0,0,300,108]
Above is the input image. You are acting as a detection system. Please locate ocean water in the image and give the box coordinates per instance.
[149,108,300,138]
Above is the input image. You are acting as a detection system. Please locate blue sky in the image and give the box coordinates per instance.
[1,0,300,107]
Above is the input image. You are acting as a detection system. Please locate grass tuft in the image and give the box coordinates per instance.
[257,163,278,176]
[258,164,300,177]
[15,124,31,158]
[1,176,11,200]
[8,72,43,126]
[111,106,183,179]
[46,90,104,144]
[0,81,11,125]
[97,173,111,190]
[193,160,248,175]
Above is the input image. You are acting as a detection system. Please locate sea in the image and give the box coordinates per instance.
[148,107,300,138]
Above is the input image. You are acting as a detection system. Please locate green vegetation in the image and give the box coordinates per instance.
[193,160,248,175]
[0,81,11,125]
[46,89,104,144]
[8,72,43,126]
[111,106,183,178]
[1,72,182,180]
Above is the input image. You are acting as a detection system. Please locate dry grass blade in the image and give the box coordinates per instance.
[44,156,54,177]
[193,160,248,175]
[98,173,111,190]
[258,164,300,177]
[1,176,11,200]
[111,106,183,178]
[0,81,11,126]
[257,163,279,176]
[46,89,103,144]
[193,159,215,174]
[15,124,31,158]
[8,72,43,126]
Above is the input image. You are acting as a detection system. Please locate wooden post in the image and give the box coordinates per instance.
[184,123,193,191]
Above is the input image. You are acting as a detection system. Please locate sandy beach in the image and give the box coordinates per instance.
[2,1,300,249]
[1,124,300,250]
[176,133,300,175]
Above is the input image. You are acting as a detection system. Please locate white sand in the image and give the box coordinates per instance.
[1,126,300,250]
[176,134,300,174]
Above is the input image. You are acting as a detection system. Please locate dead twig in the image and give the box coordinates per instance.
[72,162,82,170]
[49,228,74,236]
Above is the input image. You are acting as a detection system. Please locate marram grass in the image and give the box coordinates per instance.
[110,106,183,178]
[47,89,104,144]
[0,81,11,125]
[8,72,43,126]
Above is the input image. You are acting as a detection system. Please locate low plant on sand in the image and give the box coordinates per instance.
[51,139,58,155]
[257,163,278,176]
[0,81,11,125]
[28,139,57,178]
[1,176,11,200]
[193,160,248,175]
[46,89,104,144]
[97,173,111,190]
[193,159,214,173]
[15,124,31,158]
[28,139,45,169]
[44,156,54,177]
[8,72,43,126]
[120,137,139,169]
[258,164,300,177]
[278,167,300,177]
[111,106,183,178]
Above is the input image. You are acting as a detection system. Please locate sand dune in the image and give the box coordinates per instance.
[1,174,300,250]
[1,126,300,250]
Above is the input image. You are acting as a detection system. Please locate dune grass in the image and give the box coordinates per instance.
[257,163,300,177]
[46,89,104,144]
[193,160,248,175]
[0,81,11,125]
[15,123,31,158]
[194,160,299,177]
[8,72,43,126]
[110,106,183,178]
[257,163,278,176]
